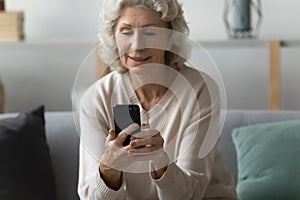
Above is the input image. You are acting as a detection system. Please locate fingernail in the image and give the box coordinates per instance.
[131,141,136,147]
[132,123,139,129]
[124,124,139,133]
[121,132,126,137]
[128,150,135,154]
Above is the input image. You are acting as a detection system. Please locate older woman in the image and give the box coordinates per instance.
[78,0,238,199]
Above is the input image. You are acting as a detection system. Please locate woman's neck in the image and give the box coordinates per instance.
[128,65,175,110]
[135,84,167,111]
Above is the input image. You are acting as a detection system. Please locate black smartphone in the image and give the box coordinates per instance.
[113,104,141,146]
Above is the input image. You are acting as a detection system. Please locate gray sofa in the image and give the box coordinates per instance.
[2,110,300,200]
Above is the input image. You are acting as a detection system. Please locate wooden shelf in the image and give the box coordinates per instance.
[197,40,269,48]
[1,39,298,110]
[281,40,300,48]
[196,39,300,110]
[196,39,300,48]
[268,40,281,110]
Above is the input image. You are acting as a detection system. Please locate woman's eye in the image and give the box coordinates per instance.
[121,30,133,36]
[143,31,156,36]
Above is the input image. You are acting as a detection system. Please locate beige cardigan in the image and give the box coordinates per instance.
[78,66,238,200]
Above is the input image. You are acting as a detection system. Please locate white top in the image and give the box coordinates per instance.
[77,66,237,200]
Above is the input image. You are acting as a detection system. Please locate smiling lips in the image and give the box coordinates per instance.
[128,55,150,64]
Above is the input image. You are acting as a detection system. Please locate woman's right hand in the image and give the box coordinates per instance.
[99,124,139,190]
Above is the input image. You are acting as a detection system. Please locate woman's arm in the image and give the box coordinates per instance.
[77,84,127,200]
[152,75,237,200]
[152,104,217,200]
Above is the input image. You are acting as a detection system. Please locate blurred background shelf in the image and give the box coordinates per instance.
[1,39,300,112]
[196,40,300,110]
[197,40,300,48]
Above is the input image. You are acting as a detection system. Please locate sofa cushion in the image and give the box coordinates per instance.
[232,120,300,200]
[0,105,57,200]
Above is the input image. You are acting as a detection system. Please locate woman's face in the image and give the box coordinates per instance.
[114,6,168,69]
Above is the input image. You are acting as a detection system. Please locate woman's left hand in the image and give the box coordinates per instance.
[128,129,164,153]
[127,129,169,179]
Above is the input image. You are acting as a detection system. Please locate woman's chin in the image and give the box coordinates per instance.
[126,62,149,69]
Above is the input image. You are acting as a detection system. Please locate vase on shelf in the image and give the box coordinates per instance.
[223,0,263,39]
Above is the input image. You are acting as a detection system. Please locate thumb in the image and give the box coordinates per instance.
[107,129,116,141]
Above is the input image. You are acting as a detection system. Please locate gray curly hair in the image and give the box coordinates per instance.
[98,0,190,73]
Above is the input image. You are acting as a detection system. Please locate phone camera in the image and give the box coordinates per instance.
[129,105,137,111]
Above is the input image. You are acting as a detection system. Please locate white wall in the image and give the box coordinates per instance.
[6,0,102,41]
[1,0,300,112]
[181,0,300,40]
[0,42,98,112]
[6,0,300,41]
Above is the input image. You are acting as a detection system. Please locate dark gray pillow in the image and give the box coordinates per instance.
[0,105,57,200]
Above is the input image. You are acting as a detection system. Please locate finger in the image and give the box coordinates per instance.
[123,123,140,135]
[114,132,128,146]
[129,137,151,149]
[128,145,163,154]
[130,135,163,149]
[134,128,159,138]
[142,122,150,129]
[130,136,136,140]
[151,132,164,145]
[128,145,157,154]
[114,123,139,146]
[128,139,163,153]
[107,129,116,141]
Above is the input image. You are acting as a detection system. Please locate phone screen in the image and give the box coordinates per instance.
[113,104,141,146]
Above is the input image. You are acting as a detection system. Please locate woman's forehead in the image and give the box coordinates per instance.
[117,6,166,28]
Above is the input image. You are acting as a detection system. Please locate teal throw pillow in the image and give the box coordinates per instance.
[232,120,300,200]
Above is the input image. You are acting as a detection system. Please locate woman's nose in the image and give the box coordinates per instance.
[116,28,149,54]
[130,31,144,51]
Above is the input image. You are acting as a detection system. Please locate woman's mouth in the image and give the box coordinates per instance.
[128,56,150,65]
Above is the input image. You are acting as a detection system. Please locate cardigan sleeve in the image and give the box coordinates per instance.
[77,83,127,200]
[152,73,238,200]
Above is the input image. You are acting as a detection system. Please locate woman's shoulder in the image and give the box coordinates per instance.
[95,70,125,90]
[179,65,219,94]
[79,71,121,102]
[179,65,208,85]
[97,70,122,83]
